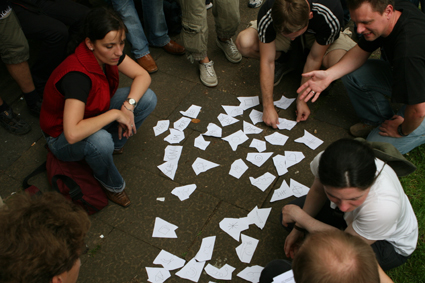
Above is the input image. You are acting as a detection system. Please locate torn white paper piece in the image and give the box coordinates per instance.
[153,250,185,271]
[265,132,289,146]
[247,206,272,229]
[180,104,201,118]
[217,113,239,127]
[175,258,205,283]
[237,266,264,283]
[270,180,292,202]
[157,160,178,180]
[243,121,263,135]
[222,130,249,151]
[203,123,222,138]
[146,267,171,283]
[285,151,305,168]
[238,96,260,110]
[229,159,249,179]
[195,236,216,262]
[194,134,210,150]
[236,234,259,264]
[250,139,266,153]
[249,109,263,125]
[246,152,273,167]
[171,184,197,201]
[273,154,288,176]
[156,197,165,202]
[192,157,219,175]
[277,118,297,131]
[222,105,243,117]
[294,130,323,150]
[205,264,235,280]
[163,145,182,162]
[272,270,295,283]
[219,217,250,241]
[249,172,276,192]
[164,128,185,144]
[274,95,296,110]
[290,178,310,198]
[152,217,178,238]
[153,120,170,136]
[173,117,192,132]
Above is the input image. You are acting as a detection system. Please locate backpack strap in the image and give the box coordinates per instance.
[22,161,47,189]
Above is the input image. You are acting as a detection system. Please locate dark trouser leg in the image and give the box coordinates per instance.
[260,259,292,283]
[371,240,411,271]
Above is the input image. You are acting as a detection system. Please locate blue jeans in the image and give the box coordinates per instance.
[342,59,425,154]
[111,0,170,59]
[45,87,157,192]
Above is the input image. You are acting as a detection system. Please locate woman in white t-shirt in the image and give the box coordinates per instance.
[282,138,418,270]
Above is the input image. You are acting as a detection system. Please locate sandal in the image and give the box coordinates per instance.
[0,107,31,135]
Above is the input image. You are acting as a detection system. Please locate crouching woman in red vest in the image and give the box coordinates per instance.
[40,7,157,207]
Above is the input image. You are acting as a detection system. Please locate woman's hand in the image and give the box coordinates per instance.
[284,229,304,259]
[117,105,136,139]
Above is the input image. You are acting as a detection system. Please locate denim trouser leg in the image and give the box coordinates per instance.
[106,87,157,150]
[111,0,150,59]
[141,0,170,47]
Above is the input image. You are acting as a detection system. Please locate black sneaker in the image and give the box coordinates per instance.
[28,99,42,117]
[274,60,295,86]
[0,107,31,135]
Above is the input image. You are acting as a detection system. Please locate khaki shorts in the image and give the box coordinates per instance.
[250,20,356,56]
[0,10,29,65]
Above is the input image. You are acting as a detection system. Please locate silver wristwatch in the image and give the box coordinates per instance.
[126,98,137,107]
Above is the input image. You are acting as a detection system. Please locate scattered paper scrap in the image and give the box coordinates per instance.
[236,234,259,263]
[164,128,185,144]
[270,180,292,202]
[100,234,104,239]
[194,134,210,150]
[173,117,192,132]
[175,258,205,283]
[195,236,216,262]
[229,159,249,179]
[243,121,263,135]
[152,217,178,238]
[290,178,310,197]
[265,132,289,146]
[154,120,170,136]
[180,105,202,119]
[153,250,185,270]
[247,206,272,229]
[277,118,297,131]
[284,151,305,168]
[294,130,323,150]
[249,172,276,192]
[217,113,239,127]
[222,105,243,117]
[192,157,219,175]
[249,109,263,125]
[246,152,273,167]
[157,160,178,180]
[272,270,295,283]
[238,96,260,110]
[219,217,250,241]
[145,267,171,283]
[203,123,222,138]
[250,139,266,153]
[171,184,197,201]
[274,95,296,110]
[273,154,288,176]
[237,266,264,283]
[205,264,235,280]
[156,197,165,202]
[222,130,249,151]
[163,145,182,162]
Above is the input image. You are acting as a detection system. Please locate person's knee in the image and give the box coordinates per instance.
[86,130,114,156]
[236,29,258,58]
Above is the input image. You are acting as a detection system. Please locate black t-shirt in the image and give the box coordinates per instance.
[257,0,343,45]
[0,0,11,18]
[56,53,126,103]
[358,1,425,105]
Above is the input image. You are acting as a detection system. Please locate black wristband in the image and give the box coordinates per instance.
[397,124,407,137]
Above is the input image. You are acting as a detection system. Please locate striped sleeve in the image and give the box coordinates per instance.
[257,8,275,43]
[312,3,341,45]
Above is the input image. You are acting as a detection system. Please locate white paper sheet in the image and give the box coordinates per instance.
[273,154,288,176]
[229,159,249,179]
[194,134,210,150]
[277,118,297,131]
[249,172,276,192]
[152,217,178,238]
[238,96,260,110]
[163,145,182,162]
[164,128,185,144]
[203,123,222,138]
[171,184,197,201]
[270,180,292,202]
[274,95,296,110]
[272,270,295,283]
[219,217,249,241]
[294,130,324,150]
[284,151,305,168]
[236,234,259,263]
[249,139,266,153]
[246,152,273,167]
[205,264,235,280]
[247,206,272,229]
[222,130,249,151]
[173,117,192,132]
[249,109,263,125]
[153,250,186,270]
[180,104,202,118]
[153,120,170,136]
[175,258,205,283]
[290,178,310,197]
[195,236,216,262]
[265,132,289,146]
[237,266,264,283]
[157,160,178,180]
[192,157,219,175]
[243,121,263,135]
[217,113,239,127]
[145,267,171,283]
[222,105,243,117]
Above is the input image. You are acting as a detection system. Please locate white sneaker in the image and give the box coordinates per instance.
[199,60,218,87]
[206,2,213,9]
[216,38,242,63]
[248,0,262,8]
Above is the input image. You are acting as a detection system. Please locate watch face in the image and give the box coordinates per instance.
[128,98,136,105]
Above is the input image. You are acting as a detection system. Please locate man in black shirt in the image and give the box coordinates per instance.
[297,0,425,154]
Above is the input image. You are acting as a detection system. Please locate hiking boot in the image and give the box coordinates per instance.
[199,60,218,87]
[216,38,242,63]
[274,60,295,86]
[350,123,376,137]
[0,107,31,135]
[103,188,131,207]
[248,0,263,8]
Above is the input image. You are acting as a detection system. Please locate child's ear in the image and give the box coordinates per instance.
[309,11,313,20]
